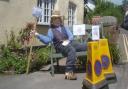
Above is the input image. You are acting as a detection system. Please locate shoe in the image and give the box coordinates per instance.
[65,72,77,80]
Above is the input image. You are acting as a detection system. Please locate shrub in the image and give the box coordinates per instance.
[109,44,121,64]
[30,46,50,71]
[0,23,51,74]
[0,46,27,74]
[0,45,50,74]
[7,31,21,50]
[103,27,121,64]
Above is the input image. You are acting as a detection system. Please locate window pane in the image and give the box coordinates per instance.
[68,3,76,26]
[37,0,55,24]
[44,16,46,22]
[47,9,49,15]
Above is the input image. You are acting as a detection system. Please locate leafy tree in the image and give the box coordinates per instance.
[86,0,124,23]
[122,0,128,5]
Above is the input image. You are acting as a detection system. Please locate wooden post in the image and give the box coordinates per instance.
[26,21,37,74]
[26,36,34,74]
[26,6,42,74]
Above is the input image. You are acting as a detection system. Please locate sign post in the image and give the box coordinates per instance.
[26,7,42,74]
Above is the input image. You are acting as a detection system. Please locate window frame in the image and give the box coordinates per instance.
[37,0,55,25]
[68,2,76,26]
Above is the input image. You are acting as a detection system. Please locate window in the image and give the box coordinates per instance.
[68,2,76,26]
[37,0,56,25]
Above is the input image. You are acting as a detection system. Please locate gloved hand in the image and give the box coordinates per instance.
[30,30,39,36]
[62,40,70,46]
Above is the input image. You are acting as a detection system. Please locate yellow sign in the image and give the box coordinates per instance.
[99,39,117,84]
[83,41,108,89]
[99,39,113,73]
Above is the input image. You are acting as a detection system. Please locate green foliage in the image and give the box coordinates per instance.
[7,31,21,50]
[0,24,51,74]
[86,0,124,23]
[0,45,51,74]
[77,56,87,67]
[0,46,27,74]
[109,44,121,64]
[0,30,27,74]
[30,46,50,70]
[122,0,128,5]
[36,46,50,64]
[103,27,121,64]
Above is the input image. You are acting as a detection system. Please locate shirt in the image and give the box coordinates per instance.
[36,26,73,44]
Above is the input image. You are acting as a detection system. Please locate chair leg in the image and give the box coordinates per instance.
[50,45,54,77]
[50,57,54,77]
[56,58,60,71]
[57,58,59,67]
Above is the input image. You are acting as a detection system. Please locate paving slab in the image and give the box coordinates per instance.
[0,64,128,89]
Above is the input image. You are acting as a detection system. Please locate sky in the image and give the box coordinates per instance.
[111,0,123,5]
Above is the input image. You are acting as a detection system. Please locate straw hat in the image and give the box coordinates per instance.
[51,10,62,18]
[50,1,64,26]
[50,10,64,25]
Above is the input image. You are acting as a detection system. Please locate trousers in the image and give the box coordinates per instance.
[56,40,87,72]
